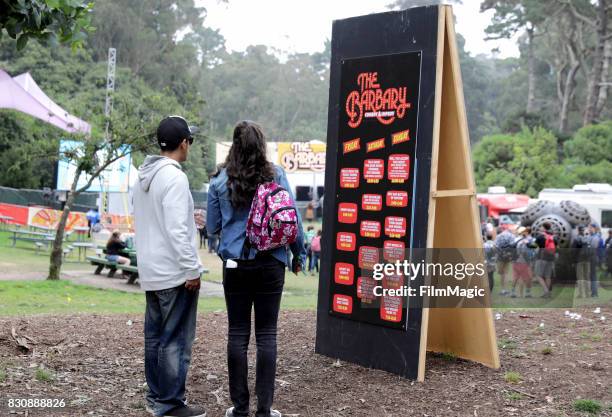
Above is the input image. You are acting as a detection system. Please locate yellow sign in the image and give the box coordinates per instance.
[278,142,326,173]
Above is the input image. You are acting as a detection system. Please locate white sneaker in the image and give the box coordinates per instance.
[270,410,282,417]
[225,407,235,417]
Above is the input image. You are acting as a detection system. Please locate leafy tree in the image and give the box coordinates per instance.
[555,160,612,187]
[473,127,560,196]
[472,133,516,181]
[564,121,612,164]
[481,0,551,114]
[0,0,94,50]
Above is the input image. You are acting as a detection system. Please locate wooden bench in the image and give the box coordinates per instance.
[86,256,140,284]
[122,265,139,285]
[87,256,119,277]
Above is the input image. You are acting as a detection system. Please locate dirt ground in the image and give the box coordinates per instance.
[0,308,610,417]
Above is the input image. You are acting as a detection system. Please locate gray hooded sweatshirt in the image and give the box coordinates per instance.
[133,155,203,291]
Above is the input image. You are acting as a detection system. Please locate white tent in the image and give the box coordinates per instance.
[0,69,90,134]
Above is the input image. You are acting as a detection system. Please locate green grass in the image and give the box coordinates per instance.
[35,367,54,382]
[0,230,90,275]
[504,371,522,384]
[498,337,518,350]
[0,280,148,315]
[0,367,6,383]
[0,279,316,316]
[573,399,602,414]
[505,392,523,401]
[541,346,553,355]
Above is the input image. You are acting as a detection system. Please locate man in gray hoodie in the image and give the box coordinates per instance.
[133,116,206,417]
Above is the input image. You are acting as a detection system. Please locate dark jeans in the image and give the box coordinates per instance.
[145,285,199,416]
[223,255,285,417]
[590,258,599,297]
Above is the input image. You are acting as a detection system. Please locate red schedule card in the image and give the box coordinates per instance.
[388,154,410,183]
[383,240,406,262]
[340,168,360,188]
[338,203,358,224]
[358,246,379,270]
[334,263,355,285]
[361,194,383,211]
[386,190,408,207]
[336,232,357,251]
[363,159,384,183]
[360,220,381,238]
[385,216,407,238]
[380,295,403,323]
[333,294,353,314]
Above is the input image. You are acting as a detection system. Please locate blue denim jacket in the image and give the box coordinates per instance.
[206,165,306,266]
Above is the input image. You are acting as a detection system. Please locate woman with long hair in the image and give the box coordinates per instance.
[207,121,306,417]
[106,230,131,267]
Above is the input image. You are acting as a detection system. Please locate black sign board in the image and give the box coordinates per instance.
[316,5,500,381]
[330,52,421,329]
[316,6,440,380]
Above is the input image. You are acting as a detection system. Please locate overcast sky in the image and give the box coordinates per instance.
[196,0,520,58]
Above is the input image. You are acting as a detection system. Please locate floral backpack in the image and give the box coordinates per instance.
[244,182,298,252]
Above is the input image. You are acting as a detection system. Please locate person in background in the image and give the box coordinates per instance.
[310,230,322,276]
[572,226,592,298]
[208,232,218,254]
[207,120,306,417]
[605,229,612,280]
[133,115,206,417]
[534,223,557,298]
[483,233,496,292]
[304,226,316,273]
[588,223,604,297]
[511,226,536,298]
[86,207,100,238]
[305,202,315,223]
[106,230,131,267]
[200,223,208,250]
[194,209,207,250]
[495,227,515,296]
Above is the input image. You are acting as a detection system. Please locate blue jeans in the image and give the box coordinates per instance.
[145,285,199,416]
[310,251,320,273]
[223,255,285,417]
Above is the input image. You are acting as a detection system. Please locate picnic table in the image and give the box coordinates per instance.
[0,215,13,230]
[8,229,54,248]
[72,226,90,241]
[72,242,95,262]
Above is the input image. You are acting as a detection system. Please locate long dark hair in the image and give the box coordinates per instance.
[224,120,274,207]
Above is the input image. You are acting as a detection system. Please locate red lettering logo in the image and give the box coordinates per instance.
[345,72,412,128]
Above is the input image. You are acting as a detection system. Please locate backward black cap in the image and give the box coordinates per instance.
[156,116,194,151]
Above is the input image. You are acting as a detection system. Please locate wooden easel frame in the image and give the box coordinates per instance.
[416,6,500,381]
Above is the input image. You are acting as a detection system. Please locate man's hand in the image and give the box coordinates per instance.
[185,278,201,291]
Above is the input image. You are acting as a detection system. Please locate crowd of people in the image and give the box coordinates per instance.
[483,220,611,299]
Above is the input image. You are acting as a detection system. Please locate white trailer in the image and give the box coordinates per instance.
[538,183,612,232]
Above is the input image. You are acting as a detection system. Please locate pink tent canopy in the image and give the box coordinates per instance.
[0,69,91,134]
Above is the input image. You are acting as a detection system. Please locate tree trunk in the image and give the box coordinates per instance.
[583,0,609,126]
[559,42,581,134]
[47,168,81,280]
[526,28,537,114]
[559,64,580,134]
[595,39,611,117]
